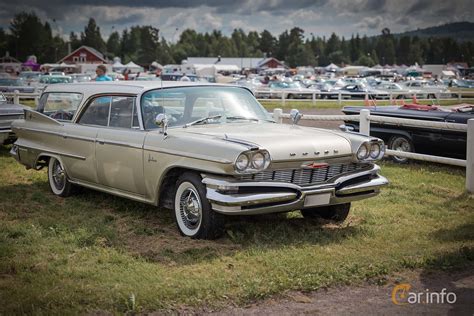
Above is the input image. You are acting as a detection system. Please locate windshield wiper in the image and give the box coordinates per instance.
[184,115,222,128]
[226,116,260,122]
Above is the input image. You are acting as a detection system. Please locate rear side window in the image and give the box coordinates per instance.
[38,92,83,121]
[79,95,138,128]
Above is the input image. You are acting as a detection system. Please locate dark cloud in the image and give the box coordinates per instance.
[0,0,472,39]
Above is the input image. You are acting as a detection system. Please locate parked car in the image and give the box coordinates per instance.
[342,103,474,162]
[256,81,314,99]
[338,83,389,99]
[70,74,92,83]
[0,92,27,144]
[0,78,36,93]
[11,82,388,239]
[39,75,73,85]
[403,80,452,99]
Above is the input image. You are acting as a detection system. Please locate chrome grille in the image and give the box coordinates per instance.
[237,163,370,187]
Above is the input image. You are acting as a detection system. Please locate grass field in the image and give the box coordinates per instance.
[0,145,473,314]
[259,98,474,110]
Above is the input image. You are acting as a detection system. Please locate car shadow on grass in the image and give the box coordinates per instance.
[1,178,366,267]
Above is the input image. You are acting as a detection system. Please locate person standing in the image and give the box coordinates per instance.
[95,65,112,81]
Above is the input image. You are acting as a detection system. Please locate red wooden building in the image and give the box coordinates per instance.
[58,45,107,64]
[256,57,286,69]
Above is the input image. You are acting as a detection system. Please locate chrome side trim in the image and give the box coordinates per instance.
[16,127,63,137]
[63,134,95,142]
[221,136,260,150]
[336,175,388,195]
[96,138,143,149]
[17,144,86,161]
[144,146,233,164]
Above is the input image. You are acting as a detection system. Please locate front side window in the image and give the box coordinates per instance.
[79,95,138,128]
[141,86,272,130]
[38,92,83,121]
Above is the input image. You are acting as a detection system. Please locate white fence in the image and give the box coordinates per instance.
[272,108,474,193]
[257,89,474,105]
[4,90,41,105]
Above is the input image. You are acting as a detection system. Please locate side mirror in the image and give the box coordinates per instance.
[339,124,355,132]
[155,113,168,137]
[290,109,302,125]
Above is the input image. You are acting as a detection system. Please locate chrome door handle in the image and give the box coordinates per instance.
[97,139,105,145]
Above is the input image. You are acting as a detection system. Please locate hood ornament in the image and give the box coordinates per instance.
[290,109,303,125]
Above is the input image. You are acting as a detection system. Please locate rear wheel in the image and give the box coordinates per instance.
[388,135,413,163]
[48,157,74,197]
[301,203,351,223]
[174,172,224,239]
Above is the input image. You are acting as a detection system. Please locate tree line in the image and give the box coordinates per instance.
[1,12,473,68]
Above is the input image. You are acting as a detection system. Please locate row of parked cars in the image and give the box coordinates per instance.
[237,75,467,100]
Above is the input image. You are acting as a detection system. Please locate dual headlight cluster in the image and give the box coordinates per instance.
[356,140,385,161]
[235,150,271,173]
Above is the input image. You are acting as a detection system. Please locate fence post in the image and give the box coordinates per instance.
[338,92,342,106]
[273,108,283,124]
[467,119,474,193]
[13,90,20,104]
[34,95,40,106]
[458,93,462,102]
[312,92,316,105]
[360,109,370,135]
[281,92,285,106]
[389,92,393,104]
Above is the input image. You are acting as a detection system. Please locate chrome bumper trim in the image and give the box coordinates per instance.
[203,164,388,215]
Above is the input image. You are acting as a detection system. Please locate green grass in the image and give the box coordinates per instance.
[0,146,473,314]
[260,98,474,110]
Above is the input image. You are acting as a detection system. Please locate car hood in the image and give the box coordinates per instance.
[0,103,28,114]
[179,123,352,162]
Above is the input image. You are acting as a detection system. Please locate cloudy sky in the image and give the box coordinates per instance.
[0,0,473,41]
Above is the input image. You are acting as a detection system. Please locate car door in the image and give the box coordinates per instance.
[40,92,99,184]
[94,95,146,195]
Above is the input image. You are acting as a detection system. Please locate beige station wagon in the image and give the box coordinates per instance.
[11,81,388,239]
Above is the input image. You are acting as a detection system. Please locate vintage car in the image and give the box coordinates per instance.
[342,103,473,162]
[0,92,27,144]
[11,82,388,239]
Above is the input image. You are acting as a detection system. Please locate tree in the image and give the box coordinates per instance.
[106,31,121,58]
[259,30,276,57]
[9,12,58,62]
[69,32,81,50]
[81,18,106,53]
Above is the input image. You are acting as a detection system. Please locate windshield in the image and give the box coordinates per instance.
[141,86,272,129]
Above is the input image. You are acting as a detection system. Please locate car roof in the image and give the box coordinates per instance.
[42,81,248,98]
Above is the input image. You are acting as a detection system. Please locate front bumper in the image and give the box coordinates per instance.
[202,164,388,215]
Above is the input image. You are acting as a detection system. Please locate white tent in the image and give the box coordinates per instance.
[325,63,340,72]
[112,60,125,71]
[125,61,143,73]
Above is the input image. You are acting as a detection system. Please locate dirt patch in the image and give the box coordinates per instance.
[201,267,474,315]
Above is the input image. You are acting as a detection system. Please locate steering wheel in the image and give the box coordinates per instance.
[50,110,73,121]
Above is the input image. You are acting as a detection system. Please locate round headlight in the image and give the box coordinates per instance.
[251,152,265,169]
[235,154,249,171]
[369,142,381,159]
[357,143,370,160]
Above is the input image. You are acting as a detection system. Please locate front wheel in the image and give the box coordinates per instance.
[301,203,351,223]
[388,135,414,163]
[48,157,74,197]
[174,172,224,239]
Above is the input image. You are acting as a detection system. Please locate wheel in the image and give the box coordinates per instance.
[48,157,74,197]
[301,203,351,223]
[174,172,224,239]
[388,135,414,163]
[287,94,294,99]
[428,94,436,99]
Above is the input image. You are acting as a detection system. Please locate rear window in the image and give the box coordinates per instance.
[38,92,83,121]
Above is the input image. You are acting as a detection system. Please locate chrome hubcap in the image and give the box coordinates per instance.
[52,160,65,190]
[392,138,411,161]
[179,188,201,229]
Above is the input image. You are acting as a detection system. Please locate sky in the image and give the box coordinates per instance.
[0,0,473,41]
